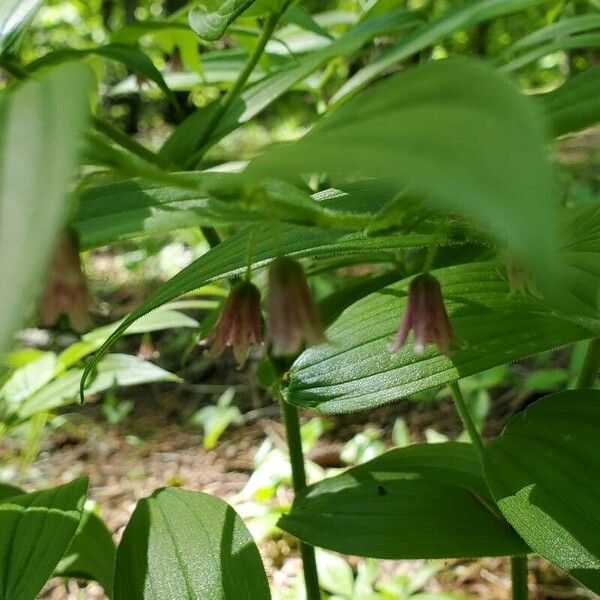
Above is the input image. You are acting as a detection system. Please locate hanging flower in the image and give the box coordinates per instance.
[390,273,454,355]
[267,256,326,356]
[39,232,91,332]
[208,281,263,365]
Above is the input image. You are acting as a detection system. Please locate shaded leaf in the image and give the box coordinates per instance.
[484,391,600,594]
[0,478,88,600]
[248,58,559,299]
[279,443,528,558]
[55,510,116,597]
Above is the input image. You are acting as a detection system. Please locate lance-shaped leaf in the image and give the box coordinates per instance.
[27,44,179,112]
[484,391,600,595]
[280,442,528,559]
[330,0,548,105]
[0,478,88,600]
[114,488,270,599]
[284,261,596,414]
[78,181,437,399]
[247,58,559,302]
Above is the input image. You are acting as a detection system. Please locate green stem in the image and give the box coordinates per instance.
[511,555,529,600]
[91,116,174,170]
[449,381,485,463]
[576,338,600,388]
[188,7,289,168]
[277,393,321,600]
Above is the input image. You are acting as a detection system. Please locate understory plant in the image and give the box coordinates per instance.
[0,0,600,599]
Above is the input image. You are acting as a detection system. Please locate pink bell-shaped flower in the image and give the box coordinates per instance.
[390,273,454,355]
[39,232,91,332]
[208,281,263,365]
[267,256,325,356]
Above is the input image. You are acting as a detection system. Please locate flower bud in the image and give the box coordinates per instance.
[390,273,453,355]
[267,257,325,356]
[208,281,263,365]
[39,232,91,332]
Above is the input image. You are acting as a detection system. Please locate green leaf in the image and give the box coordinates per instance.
[0,483,22,502]
[540,67,600,137]
[79,182,436,400]
[330,0,548,105]
[0,478,88,600]
[501,33,600,73]
[279,442,528,558]
[55,510,116,597]
[10,354,178,428]
[504,14,600,56]
[0,0,42,56]
[114,487,270,599]
[160,9,421,166]
[27,44,179,112]
[248,58,558,297]
[0,62,92,355]
[484,390,600,594]
[285,262,595,414]
[189,0,256,41]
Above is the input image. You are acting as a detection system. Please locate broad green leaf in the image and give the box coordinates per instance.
[160,10,421,167]
[79,181,437,399]
[330,0,548,105]
[0,0,42,56]
[27,44,179,112]
[189,0,256,41]
[540,66,600,137]
[0,63,92,355]
[248,58,558,296]
[114,487,270,599]
[0,478,88,600]
[484,391,600,594]
[55,510,116,597]
[279,443,528,558]
[285,262,595,414]
[501,33,600,73]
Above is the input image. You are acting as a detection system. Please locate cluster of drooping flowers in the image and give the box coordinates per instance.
[208,256,325,364]
[209,251,456,363]
[39,232,91,332]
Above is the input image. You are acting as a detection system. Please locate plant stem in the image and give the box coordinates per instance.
[511,555,529,600]
[91,116,174,170]
[451,383,529,598]
[449,381,485,462]
[576,338,600,388]
[277,393,321,600]
[189,8,288,168]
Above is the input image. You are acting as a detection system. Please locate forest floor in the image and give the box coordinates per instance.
[1,387,595,600]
